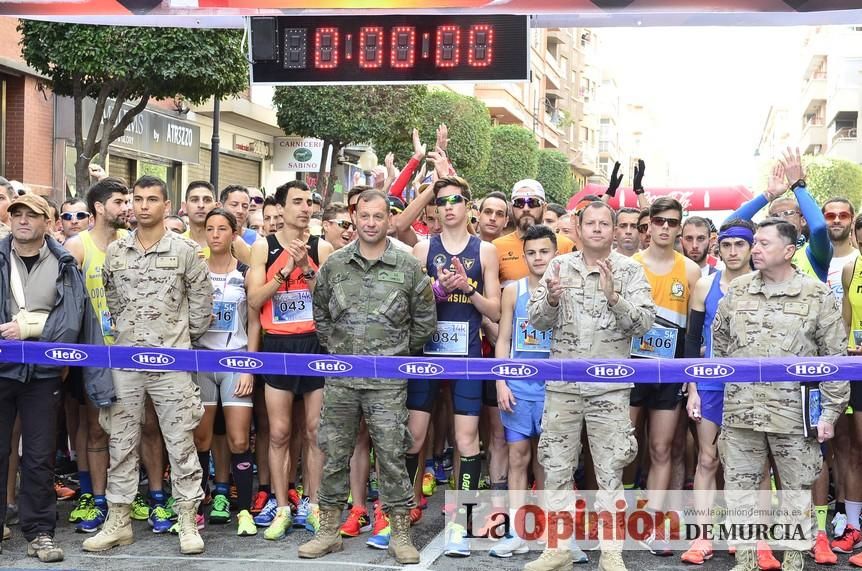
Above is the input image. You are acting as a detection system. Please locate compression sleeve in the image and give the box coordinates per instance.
[684,309,706,359]
[727,193,768,222]
[388,156,421,200]
[795,184,833,280]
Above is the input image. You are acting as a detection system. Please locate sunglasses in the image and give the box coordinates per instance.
[61,212,89,221]
[251,196,264,205]
[390,207,403,215]
[825,211,852,222]
[435,195,466,208]
[329,219,355,231]
[770,209,799,219]
[637,223,649,233]
[512,197,544,209]
[651,216,681,228]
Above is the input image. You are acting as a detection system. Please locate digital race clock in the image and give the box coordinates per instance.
[249,15,530,85]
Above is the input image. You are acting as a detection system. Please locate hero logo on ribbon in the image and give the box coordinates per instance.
[492,364,539,378]
[586,364,635,379]
[219,356,263,371]
[684,363,735,379]
[131,352,176,367]
[786,361,839,378]
[45,348,88,363]
[308,359,353,373]
[398,362,444,377]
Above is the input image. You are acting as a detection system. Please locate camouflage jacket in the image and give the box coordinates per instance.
[713,268,849,432]
[313,238,436,389]
[528,250,656,396]
[103,230,213,349]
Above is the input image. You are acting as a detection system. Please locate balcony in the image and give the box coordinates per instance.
[573,144,597,177]
[475,84,530,127]
[801,78,826,110]
[832,127,857,145]
[827,130,861,163]
[546,28,569,44]
[598,140,619,158]
[800,121,827,155]
[826,88,860,125]
[544,53,564,91]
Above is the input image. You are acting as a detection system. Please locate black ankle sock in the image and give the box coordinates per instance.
[459,454,482,491]
[231,450,255,512]
[198,451,210,495]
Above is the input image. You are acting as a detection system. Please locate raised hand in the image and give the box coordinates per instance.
[765,162,786,201]
[633,159,646,194]
[781,147,805,185]
[436,123,449,152]
[606,162,623,197]
[546,263,563,307]
[412,128,427,159]
[595,258,617,304]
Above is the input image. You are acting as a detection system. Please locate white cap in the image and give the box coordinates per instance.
[511,179,545,201]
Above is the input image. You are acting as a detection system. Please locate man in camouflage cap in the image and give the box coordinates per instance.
[526,201,656,571]
[300,188,436,565]
[713,218,849,571]
[83,175,213,556]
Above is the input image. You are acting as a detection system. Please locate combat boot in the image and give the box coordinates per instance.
[729,547,758,571]
[598,549,627,571]
[781,549,804,571]
[82,503,133,552]
[524,548,574,571]
[176,502,204,555]
[388,511,419,564]
[298,507,343,558]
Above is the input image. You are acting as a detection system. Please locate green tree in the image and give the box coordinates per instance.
[802,155,862,207]
[18,20,248,194]
[536,148,574,205]
[273,85,426,203]
[474,124,538,198]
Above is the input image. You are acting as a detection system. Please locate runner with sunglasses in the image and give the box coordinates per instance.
[629,196,701,556]
[59,198,91,241]
[321,204,356,251]
[409,176,501,557]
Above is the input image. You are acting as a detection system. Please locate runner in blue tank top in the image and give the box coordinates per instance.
[680,218,755,565]
[409,176,501,557]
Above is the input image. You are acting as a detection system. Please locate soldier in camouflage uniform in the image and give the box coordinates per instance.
[299,189,436,565]
[713,218,849,571]
[83,176,213,556]
[526,202,656,571]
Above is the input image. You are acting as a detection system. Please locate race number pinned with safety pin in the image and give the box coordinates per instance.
[630,325,677,359]
[273,290,313,323]
[514,318,552,353]
[210,300,238,333]
[424,321,469,356]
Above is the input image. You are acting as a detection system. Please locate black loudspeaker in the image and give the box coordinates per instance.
[251,17,278,62]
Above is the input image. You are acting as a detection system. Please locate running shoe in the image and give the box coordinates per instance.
[75,504,106,533]
[305,504,320,533]
[69,493,94,523]
[366,502,390,549]
[434,459,447,484]
[640,530,672,556]
[410,507,423,525]
[209,494,231,524]
[236,509,257,537]
[149,504,174,534]
[681,538,714,565]
[253,497,278,527]
[756,540,780,570]
[368,475,379,501]
[287,489,301,514]
[811,531,837,565]
[293,497,310,528]
[54,478,76,501]
[250,490,270,515]
[340,506,371,537]
[443,522,471,557]
[489,533,529,558]
[832,525,862,553]
[130,493,150,521]
[833,512,849,538]
[422,472,437,497]
[263,507,292,540]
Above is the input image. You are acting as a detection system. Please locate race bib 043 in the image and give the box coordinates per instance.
[272,290,313,324]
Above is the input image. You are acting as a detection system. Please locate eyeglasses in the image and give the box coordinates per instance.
[825,211,852,222]
[250,196,264,205]
[61,212,89,221]
[390,207,403,215]
[328,219,355,231]
[771,209,799,219]
[637,223,649,233]
[512,197,544,209]
[651,216,681,228]
[435,195,466,208]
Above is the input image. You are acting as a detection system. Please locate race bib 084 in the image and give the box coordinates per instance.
[424,321,469,356]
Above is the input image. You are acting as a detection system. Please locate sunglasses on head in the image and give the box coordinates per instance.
[61,212,89,221]
[330,219,355,231]
[435,195,466,208]
[512,197,544,209]
[825,211,852,222]
[250,196,264,205]
[651,216,681,228]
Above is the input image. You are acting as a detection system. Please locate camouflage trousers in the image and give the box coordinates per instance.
[101,370,204,505]
[718,427,821,550]
[539,388,637,512]
[317,380,415,513]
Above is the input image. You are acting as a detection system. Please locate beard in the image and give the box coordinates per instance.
[685,247,708,264]
[108,215,128,230]
[829,225,851,242]
[517,215,535,233]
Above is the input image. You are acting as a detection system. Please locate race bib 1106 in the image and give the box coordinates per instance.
[630,326,678,359]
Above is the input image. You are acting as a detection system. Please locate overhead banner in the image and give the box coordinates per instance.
[273,136,326,172]
[9,0,862,16]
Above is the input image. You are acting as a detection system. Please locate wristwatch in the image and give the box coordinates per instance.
[464,286,477,297]
[302,268,317,281]
[790,179,806,191]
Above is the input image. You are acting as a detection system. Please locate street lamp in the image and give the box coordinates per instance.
[358,146,379,185]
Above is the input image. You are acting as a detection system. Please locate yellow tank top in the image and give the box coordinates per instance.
[847,257,862,350]
[80,229,127,344]
[793,244,816,280]
[182,229,211,259]
[633,250,689,328]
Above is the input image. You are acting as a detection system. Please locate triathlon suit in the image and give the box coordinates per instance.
[408,234,484,416]
[258,233,325,395]
[194,263,253,408]
[499,277,550,442]
[629,250,690,409]
[846,258,862,410]
[697,271,725,426]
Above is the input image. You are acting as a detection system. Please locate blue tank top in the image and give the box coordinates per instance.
[426,235,484,357]
[700,271,724,391]
[507,277,548,401]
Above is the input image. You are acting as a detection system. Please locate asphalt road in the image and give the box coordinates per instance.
[2,488,860,570]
